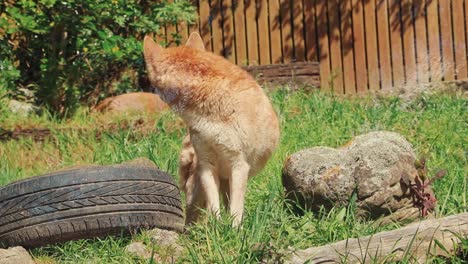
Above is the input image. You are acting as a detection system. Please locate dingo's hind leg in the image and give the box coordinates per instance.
[229,160,250,226]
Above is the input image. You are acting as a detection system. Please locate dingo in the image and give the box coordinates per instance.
[143,33,280,226]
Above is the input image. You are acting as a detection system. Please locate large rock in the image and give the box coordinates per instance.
[282,131,427,219]
[0,246,35,264]
[93,92,168,114]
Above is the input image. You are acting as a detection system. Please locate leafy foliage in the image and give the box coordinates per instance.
[0,0,196,116]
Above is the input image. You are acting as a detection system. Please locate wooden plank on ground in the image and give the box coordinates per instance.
[452,0,467,79]
[269,0,282,64]
[286,212,468,264]
[199,0,213,51]
[389,0,405,87]
[280,0,293,63]
[340,0,356,94]
[439,0,455,81]
[364,0,380,91]
[328,0,343,92]
[413,0,429,83]
[257,0,271,64]
[234,0,247,64]
[245,0,259,64]
[376,0,393,90]
[222,0,236,63]
[316,0,331,90]
[427,0,442,81]
[402,0,417,85]
[292,0,305,62]
[352,0,368,93]
[243,62,320,88]
[304,0,318,62]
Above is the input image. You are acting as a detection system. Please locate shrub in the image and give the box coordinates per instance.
[0,0,196,116]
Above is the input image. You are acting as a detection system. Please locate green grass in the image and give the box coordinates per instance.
[0,88,466,263]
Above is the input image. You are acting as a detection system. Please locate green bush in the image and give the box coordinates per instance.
[0,0,196,116]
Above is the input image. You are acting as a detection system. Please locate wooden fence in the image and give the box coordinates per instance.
[160,0,468,94]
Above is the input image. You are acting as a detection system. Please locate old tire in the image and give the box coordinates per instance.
[0,163,184,248]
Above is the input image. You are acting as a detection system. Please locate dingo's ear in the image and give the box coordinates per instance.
[143,36,163,63]
[186,32,205,51]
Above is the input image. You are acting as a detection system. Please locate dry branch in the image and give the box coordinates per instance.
[285,212,468,264]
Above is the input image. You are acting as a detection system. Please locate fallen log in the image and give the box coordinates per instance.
[285,212,468,264]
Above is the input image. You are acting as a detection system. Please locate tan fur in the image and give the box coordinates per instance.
[94,92,168,114]
[144,33,280,226]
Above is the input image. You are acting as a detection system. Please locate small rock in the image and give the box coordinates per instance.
[149,228,183,257]
[8,100,40,117]
[0,246,35,264]
[149,228,179,248]
[125,242,152,259]
[282,131,429,220]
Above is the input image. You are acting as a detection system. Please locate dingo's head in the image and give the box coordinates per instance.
[143,32,206,108]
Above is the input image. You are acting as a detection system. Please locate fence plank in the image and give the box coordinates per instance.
[376,0,393,90]
[341,0,356,94]
[439,0,455,81]
[269,0,282,64]
[352,0,368,93]
[304,0,318,62]
[222,0,236,63]
[199,0,213,51]
[178,23,189,44]
[401,0,417,84]
[245,0,259,64]
[166,23,179,47]
[316,0,331,90]
[188,0,200,35]
[389,0,405,87]
[257,0,271,64]
[452,0,467,79]
[329,0,344,92]
[414,0,429,83]
[280,0,293,63]
[466,0,468,79]
[364,0,380,91]
[155,25,166,46]
[210,0,224,56]
[234,0,247,64]
[292,0,305,62]
[427,0,442,81]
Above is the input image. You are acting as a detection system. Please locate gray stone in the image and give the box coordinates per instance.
[282,131,427,219]
[149,228,183,256]
[125,229,183,262]
[0,246,35,264]
[8,100,40,117]
[125,242,152,259]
